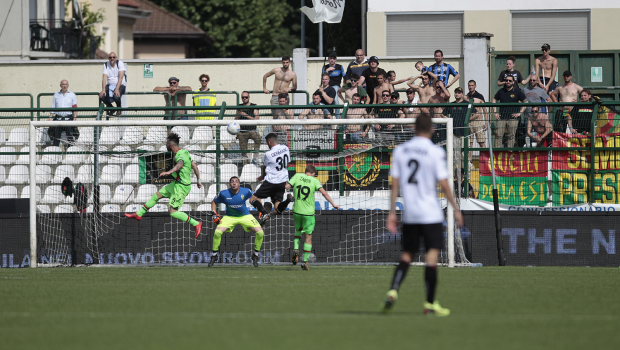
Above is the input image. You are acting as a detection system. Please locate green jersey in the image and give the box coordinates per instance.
[288,173,322,216]
[172,149,193,186]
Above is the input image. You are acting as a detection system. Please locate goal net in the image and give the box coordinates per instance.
[28,106,471,267]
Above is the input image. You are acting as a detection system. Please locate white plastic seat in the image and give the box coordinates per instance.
[125,204,140,212]
[16,146,35,164]
[136,145,155,163]
[5,165,28,184]
[110,184,135,204]
[99,127,121,146]
[76,127,94,145]
[150,204,168,212]
[219,126,238,145]
[196,203,209,211]
[0,185,18,198]
[54,205,74,213]
[120,126,143,145]
[40,185,65,204]
[100,165,122,184]
[191,126,214,145]
[372,190,391,198]
[0,166,5,182]
[144,126,167,145]
[0,146,16,164]
[36,128,51,145]
[192,164,214,183]
[86,185,110,204]
[108,145,132,164]
[134,184,157,203]
[76,164,94,184]
[123,164,139,183]
[101,204,121,213]
[64,146,86,164]
[86,145,108,163]
[36,165,52,184]
[40,146,63,165]
[240,164,261,182]
[185,184,205,203]
[171,126,190,144]
[220,164,239,183]
[5,128,28,146]
[204,145,220,163]
[37,205,51,213]
[185,144,204,163]
[206,184,227,201]
[52,165,75,184]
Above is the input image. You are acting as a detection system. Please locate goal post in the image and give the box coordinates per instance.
[29,116,465,268]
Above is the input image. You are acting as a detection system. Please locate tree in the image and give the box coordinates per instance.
[149,0,298,58]
[66,0,106,58]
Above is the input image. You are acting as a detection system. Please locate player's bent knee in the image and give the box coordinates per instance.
[255,231,264,239]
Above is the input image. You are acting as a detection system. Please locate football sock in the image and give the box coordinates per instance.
[293,232,302,250]
[252,200,267,215]
[170,211,198,226]
[390,260,410,291]
[276,198,291,214]
[425,265,438,304]
[213,230,223,251]
[303,243,312,262]
[137,193,159,216]
[254,230,264,251]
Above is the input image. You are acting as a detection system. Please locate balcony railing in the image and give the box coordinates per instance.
[29,19,81,58]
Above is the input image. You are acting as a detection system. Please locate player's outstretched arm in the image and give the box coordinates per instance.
[160,160,183,177]
[191,161,202,188]
[439,179,464,228]
[209,200,221,224]
[386,178,400,234]
[318,188,340,210]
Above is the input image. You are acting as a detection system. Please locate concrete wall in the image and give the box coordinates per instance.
[118,19,135,60]
[463,11,510,51]
[134,44,187,60]
[366,12,386,57]
[91,0,119,55]
[0,56,464,109]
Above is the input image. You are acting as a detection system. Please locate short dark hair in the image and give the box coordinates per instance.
[305,164,317,174]
[229,176,240,183]
[265,133,279,143]
[351,73,360,80]
[376,72,385,78]
[167,132,180,145]
[242,90,249,95]
[434,49,443,56]
[278,93,288,100]
[508,56,516,63]
[199,74,210,82]
[387,70,395,77]
[416,113,433,133]
[282,56,290,61]
[382,90,390,95]
[352,93,361,100]
[321,73,330,78]
[312,92,322,97]
[468,80,477,85]
[582,88,592,96]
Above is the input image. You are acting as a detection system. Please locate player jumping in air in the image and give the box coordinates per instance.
[250,133,294,226]
[286,165,340,270]
[205,176,265,267]
[382,113,464,316]
[125,133,203,238]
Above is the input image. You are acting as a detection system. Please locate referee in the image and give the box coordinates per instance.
[48,79,78,147]
[382,112,464,316]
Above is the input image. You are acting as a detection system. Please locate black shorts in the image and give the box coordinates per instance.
[254,180,286,203]
[540,77,558,93]
[401,223,444,254]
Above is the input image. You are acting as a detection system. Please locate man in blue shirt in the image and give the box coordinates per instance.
[207,176,265,267]
[427,50,460,88]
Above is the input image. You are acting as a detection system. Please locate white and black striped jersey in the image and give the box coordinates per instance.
[390,136,448,224]
[264,143,290,184]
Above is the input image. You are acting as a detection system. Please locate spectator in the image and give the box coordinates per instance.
[236,91,261,162]
[390,91,402,104]
[415,61,428,74]
[526,106,553,147]
[498,56,529,88]
[270,93,294,138]
[492,76,527,148]
[99,52,126,114]
[322,52,345,90]
[536,44,559,93]
[48,79,78,147]
[373,90,405,143]
[401,88,419,118]
[337,73,367,104]
[299,93,333,130]
[372,72,393,105]
[406,72,436,105]
[387,70,410,87]
[193,74,217,120]
[573,89,594,134]
[465,80,487,147]
[521,75,551,146]
[550,71,583,133]
[454,170,475,198]
[263,56,297,116]
[344,93,371,143]
[315,73,337,107]
[153,77,192,120]
[359,56,389,104]
[344,49,369,84]
[443,87,471,169]
[427,50,460,88]
[428,80,451,117]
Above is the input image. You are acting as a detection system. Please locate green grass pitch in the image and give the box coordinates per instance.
[1,266,618,349]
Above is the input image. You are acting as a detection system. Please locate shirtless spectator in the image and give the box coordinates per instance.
[373,73,392,105]
[536,44,559,93]
[344,93,371,142]
[465,80,487,147]
[550,71,583,133]
[401,88,419,115]
[359,56,389,104]
[526,106,553,147]
[406,73,436,106]
[428,80,451,117]
[263,56,298,113]
[299,93,333,130]
[99,52,126,114]
[498,56,530,89]
[236,91,261,162]
[387,70,410,87]
[492,76,527,148]
[344,49,369,85]
[573,89,595,135]
[153,77,192,120]
[271,93,294,137]
[337,73,367,104]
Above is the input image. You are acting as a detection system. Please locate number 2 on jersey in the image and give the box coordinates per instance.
[275,154,289,171]
[295,185,310,201]
[408,159,419,184]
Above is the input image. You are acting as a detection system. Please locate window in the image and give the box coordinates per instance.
[512,11,590,50]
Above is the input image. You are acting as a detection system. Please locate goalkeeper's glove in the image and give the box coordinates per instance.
[207,211,221,225]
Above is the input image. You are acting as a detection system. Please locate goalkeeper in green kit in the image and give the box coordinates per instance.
[285,164,339,270]
[125,132,203,238]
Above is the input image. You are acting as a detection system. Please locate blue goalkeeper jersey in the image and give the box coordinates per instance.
[213,187,254,217]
